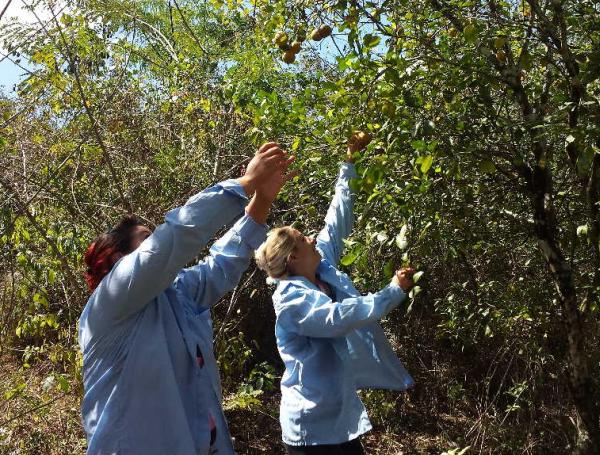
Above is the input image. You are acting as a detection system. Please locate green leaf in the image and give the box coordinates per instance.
[409,285,421,299]
[413,271,424,283]
[57,375,70,392]
[376,232,388,242]
[363,34,381,48]
[411,139,426,151]
[479,159,496,173]
[396,224,408,250]
[291,136,301,151]
[340,251,358,266]
[463,24,477,43]
[420,155,433,174]
[383,260,394,278]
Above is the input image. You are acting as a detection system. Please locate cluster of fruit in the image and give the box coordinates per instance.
[273,25,333,64]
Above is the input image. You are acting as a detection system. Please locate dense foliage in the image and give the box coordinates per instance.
[1,0,599,453]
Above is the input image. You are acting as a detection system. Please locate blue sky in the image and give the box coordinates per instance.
[0,58,27,94]
[0,0,38,95]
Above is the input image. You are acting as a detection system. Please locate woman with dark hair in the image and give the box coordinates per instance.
[255,136,414,455]
[79,142,295,455]
[83,214,147,291]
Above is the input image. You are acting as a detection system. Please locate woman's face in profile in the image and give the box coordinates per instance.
[129,225,152,251]
[289,229,321,272]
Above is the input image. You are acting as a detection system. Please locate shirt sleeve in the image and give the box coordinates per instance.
[177,213,267,311]
[86,179,248,328]
[315,162,358,267]
[275,282,406,338]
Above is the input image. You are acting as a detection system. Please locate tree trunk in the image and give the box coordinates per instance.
[531,165,600,453]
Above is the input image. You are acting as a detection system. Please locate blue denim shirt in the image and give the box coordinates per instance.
[273,163,414,446]
[79,180,267,455]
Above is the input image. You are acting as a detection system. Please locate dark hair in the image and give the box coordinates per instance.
[83,215,143,291]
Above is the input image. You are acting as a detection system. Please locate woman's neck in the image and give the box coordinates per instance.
[292,268,317,285]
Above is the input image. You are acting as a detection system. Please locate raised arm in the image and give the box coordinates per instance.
[84,144,291,329]
[87,181,249,324]
[175,158,297,312]
[176,213,267,312]
[315,162,358,266]
[316,133,371,266]
[275,282,406,338]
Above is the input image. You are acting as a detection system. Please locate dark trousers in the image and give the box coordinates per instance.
[285,437,365,455]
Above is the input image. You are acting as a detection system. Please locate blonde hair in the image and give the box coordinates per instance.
[255,226,297,279]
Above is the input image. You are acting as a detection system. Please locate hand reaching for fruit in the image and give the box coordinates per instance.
[346,130,372,162]
[392,267,415,292]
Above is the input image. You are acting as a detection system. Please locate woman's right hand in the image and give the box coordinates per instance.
[392,267,415,292]
[346,131,372,162]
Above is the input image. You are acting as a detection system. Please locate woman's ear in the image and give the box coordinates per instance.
[286,252,298,273]
[110,251,125,265]
[288,250,299,263]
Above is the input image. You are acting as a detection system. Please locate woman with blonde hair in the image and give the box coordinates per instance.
[255,135,415,455]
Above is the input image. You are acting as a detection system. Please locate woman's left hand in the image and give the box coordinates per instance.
[256,157,298,202]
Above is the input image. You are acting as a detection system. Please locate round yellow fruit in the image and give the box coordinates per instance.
[496,50,507,63]
[493,37,506,49]
[448,27,458,38]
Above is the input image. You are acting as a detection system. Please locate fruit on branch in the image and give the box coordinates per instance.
[496,50,507,63]
[311,24,332,41]
[282,51,296,64]
[381,101,396,118]
[290,41,302,53]
[493,37,506,49]
[274,32,289,46]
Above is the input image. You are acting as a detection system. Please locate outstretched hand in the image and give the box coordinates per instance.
[243,142,298,225]
[392,267,415,292]
[346,131,372,162]
[256,142,298,202]
[239,142,291,196]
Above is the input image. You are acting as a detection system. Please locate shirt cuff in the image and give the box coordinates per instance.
[220,179,249,201]
[340,162,358,180]
[232,213,268,250]
[385,282,407,304]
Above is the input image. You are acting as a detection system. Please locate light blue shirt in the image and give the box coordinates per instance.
[79,180,267,455]
[273,163,414,446]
